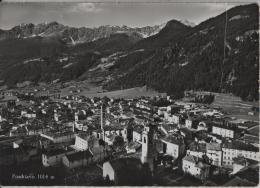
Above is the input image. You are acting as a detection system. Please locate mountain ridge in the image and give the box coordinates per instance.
[0,3,258,101]
[0,21,167,44]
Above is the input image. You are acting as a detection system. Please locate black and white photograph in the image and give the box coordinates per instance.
[0,0,259,186]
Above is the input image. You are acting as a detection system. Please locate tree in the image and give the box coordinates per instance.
[112,136,125,151]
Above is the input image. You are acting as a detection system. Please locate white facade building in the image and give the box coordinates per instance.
[212,125,235,139]
[206,143,222,166]
[161,136,185,159]
[182,155,210,181]
[222,141,259,168]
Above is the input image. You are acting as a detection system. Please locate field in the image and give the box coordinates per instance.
[210,92,259,122]
[60,82,166,99]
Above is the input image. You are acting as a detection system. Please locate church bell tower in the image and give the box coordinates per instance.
[141,125,155,173]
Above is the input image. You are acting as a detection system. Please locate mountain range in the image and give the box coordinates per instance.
[0,22,166,44]
[0,3,258,101]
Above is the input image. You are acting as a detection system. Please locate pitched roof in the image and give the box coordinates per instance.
[43,147,74,156]
[66,150,93,162]
[246,125,259,137]
[183,155,210,169]
[232,156,258,166]
[206,142,221,151]
[235,166,259,184]
[107,157,144,185]
[239,134,259,144]
[223,140,259,152]
[109,157,142,172]
[162,135,184,146]
[183,154,197,163]
[161,124,178,132]
[188,142,206,153]
[223,176,256,186]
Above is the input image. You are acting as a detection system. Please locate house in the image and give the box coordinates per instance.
[103,157,148,185]
[187,142,206,158]
[132,125,143,143]
[42,148,75,167]
[207,133,223,144]
[182,155,210,181]
[72,134,89,150]
[161,135,185,159]
[27,126,50,136]
[231,156,248,174]
[206,142,222,166]
[222,141,259,168]
[212,124,236,139]
[40,131,76,144]
[157,107,167,117]
[165,114,181,124]
[167,105,181,114]
[62,150,93,169]
[71,134,99,150]
[185,115,201,129]
[238,124,259,147]
[159,124,178,135]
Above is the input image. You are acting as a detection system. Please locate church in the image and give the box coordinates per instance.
[102,124,157,185]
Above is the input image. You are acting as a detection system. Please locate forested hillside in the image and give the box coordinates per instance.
[104,3,259,101]
[0,3,258,101]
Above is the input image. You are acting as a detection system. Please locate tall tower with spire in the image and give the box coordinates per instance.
[141,125,156,173]
[54,110,59,122]
[100,104,105,140]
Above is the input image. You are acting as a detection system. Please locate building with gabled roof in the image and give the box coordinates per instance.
[42,147,76,167]
[206,142,222,166]
[102,157,151,186]
[222,140,259,168]
[182,154,210,181]
[187,142,206,158]
[161,135,185,159]
[231,155,258,175]
[62,149,93,169]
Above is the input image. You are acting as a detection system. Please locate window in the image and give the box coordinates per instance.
[144,137,146,143]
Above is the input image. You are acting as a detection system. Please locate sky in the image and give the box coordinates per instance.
[0,1,252,29]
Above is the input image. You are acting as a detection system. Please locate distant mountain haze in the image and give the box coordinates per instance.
[0,22,167,44]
